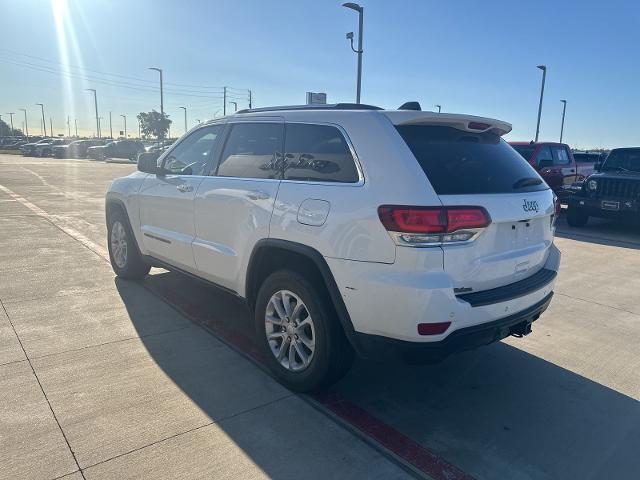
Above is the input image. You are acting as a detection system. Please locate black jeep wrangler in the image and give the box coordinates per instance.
[567,147,640,227]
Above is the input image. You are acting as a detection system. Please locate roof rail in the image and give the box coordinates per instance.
[236,103,382,114]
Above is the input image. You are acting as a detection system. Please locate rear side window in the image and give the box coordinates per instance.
[512,145,536,161]
[217,123,283,179]
[551,146,570,165]
[396,125,547,195]
[283,123,359,183]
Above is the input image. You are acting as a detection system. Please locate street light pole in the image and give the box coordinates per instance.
[179,106,187,133]
[36,103,46,137]
[86,89,100,138]
[343,2,364,104]
[67,116,70,137]
[6,112,15,133]
[148,67,164,115]
[19,109,28,139]
[109,111,113,138]
[230,101,238,112]
[74,118,78,137]
[435,104,441,113]
[120,115,127,138]
[535,65,547,142]
[223,86,227,115]
[559,99,567,143]
[49,117,53,137]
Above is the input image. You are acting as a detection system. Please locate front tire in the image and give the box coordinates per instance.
[567,204,589,227]
[255,270,354,392]
[107,209,150,279]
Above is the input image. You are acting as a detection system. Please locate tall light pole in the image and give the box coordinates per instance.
[435,104,441,113]
[120,114,127,138]
[109,111,113,138]
[343,2,364,104]
[229,101,238,112]
[19,108,28,139]
[148,67,164,115]
[559,99,567,143]
[6,112,15,133]
[49,117,53,137]
[67,116,70,137]
[223,86,227,115]
[36,103,46,137]
[74,118,78,137]
[86,89,100,138]
[179,106,187,133]
[535,65,546,142]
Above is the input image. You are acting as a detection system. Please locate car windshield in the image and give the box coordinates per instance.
[602,149,640,172]
[511,144,537,161]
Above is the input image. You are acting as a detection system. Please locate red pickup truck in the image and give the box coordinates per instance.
[509,142,595,200]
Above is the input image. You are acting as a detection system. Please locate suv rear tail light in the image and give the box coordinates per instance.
[551,194,558,229]
[378,206,490,246]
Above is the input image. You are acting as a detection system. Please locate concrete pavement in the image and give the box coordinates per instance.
[1,154,639,480]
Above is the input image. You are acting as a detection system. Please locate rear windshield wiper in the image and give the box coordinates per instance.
[513,177,543,189]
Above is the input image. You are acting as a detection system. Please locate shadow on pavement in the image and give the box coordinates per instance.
[555,215,640,250]
[117,271,640,480]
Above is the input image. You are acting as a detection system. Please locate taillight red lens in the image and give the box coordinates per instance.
[378,206,490,233]
[378,207,445,233]
[418,322,451,335]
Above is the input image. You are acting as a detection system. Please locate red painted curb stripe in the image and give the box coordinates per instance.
[150,281,475,480]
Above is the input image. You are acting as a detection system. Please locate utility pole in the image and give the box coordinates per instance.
[120,114,127,138]
[6,112,15,134]
[535,65,546,142]
[86,89,100,138]
[109,111,113,138]
[343,3,364,104]
[148,67,164,115]
[223,86,227,116]
[179,106,187,133]
[248,90,252,109]
[36,103,46,136]
[19,108,28,139]
[559,99,567,143]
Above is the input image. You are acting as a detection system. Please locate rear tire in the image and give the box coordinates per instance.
[107,208,150,279]
[255,270,354,392]
[567,204,589,227]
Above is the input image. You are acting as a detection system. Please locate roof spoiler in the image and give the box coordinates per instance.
[385,111,512,136]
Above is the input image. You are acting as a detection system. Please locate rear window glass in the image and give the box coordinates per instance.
[396,125,547,195]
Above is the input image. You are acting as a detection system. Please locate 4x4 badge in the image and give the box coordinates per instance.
[522,199,539,213]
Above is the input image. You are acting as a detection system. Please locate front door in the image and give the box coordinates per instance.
[138,124,224,272]
[193,120,284,292]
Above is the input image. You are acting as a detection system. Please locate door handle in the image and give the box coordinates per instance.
[177,184,193,193]
[246,190,270,200]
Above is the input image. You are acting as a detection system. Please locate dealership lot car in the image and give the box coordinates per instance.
[105,104,560,392]
[567,147,640,226]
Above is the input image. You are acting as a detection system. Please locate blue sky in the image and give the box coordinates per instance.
[1,0,638,147]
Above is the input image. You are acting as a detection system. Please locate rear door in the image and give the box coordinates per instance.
[396,125,555,292]
[551,145,577,186]
[138,125,223,272]
[192,119,283,292]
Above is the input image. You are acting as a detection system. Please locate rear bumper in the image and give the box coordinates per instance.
[351,293,553,363]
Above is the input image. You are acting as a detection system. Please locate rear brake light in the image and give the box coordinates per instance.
[418,322,451,335]
[378,206,490,246]
[468,121,490,131]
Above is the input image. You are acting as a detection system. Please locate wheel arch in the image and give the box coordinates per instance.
[245,239,359,350]
[105,197,145,257]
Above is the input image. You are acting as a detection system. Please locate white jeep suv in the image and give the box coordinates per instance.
[106,103,560,392]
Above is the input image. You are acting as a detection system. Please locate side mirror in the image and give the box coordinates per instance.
[538,159,553,169]
[137,151,160,174]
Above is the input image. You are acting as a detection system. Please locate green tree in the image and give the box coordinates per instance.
[0,119,22,137]
[137,110,171,140]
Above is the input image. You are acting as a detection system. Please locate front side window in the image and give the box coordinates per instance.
[162,125,222,175]
[551,146,570,166]
[283,123,359,183]
[217,123,283,179]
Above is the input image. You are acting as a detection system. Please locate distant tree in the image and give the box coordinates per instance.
[137,110,171,140]
[0,119,22,137]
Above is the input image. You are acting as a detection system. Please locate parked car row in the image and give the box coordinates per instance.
[14,138,147,161]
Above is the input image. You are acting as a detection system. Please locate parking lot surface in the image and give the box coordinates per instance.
[1,154,639,480]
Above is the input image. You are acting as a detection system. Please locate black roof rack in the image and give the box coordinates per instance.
[236,103,382,114]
